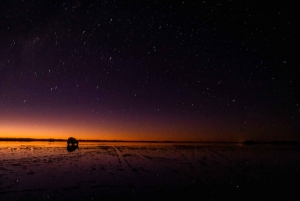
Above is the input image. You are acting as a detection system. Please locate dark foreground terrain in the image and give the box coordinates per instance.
[0,142,300,200]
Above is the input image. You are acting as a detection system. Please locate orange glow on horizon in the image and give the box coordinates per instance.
[0,111,207,141]
[0,111,240,142]
[0,121,213,141]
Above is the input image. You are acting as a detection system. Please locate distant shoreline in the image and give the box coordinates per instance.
[0,138,233,143]
[0,138,300,145]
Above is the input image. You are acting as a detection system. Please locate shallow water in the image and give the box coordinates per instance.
[0,142,299,200]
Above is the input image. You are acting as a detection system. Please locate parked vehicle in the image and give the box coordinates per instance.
[67,137,79,146]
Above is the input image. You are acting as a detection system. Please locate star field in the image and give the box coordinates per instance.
[0,1,299,141]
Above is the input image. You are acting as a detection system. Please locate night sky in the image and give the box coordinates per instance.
[0,1,299,141]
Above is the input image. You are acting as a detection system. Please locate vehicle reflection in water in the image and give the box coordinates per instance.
[67,144,78,152]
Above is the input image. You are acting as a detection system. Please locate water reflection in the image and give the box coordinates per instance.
[67,144,78,152]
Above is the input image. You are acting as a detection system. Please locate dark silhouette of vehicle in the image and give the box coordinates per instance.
[67,137,79,146]
[67,137,79,152]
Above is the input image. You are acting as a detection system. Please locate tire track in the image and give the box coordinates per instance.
[111,146,131,172]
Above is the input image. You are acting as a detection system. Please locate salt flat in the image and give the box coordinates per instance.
[0,142,299,200]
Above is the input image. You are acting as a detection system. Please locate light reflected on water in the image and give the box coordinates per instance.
[0,141,299,200]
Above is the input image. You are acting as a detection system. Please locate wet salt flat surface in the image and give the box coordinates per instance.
[0,142,300,200]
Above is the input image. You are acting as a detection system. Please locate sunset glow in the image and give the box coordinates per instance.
[0,1,299,200]
[0,1,299,142]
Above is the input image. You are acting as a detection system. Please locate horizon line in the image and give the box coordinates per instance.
[0,137,300,144]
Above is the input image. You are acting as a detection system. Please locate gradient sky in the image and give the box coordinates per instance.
[0,1,299,141]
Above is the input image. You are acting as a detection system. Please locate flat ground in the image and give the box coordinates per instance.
[0,142,300,200]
